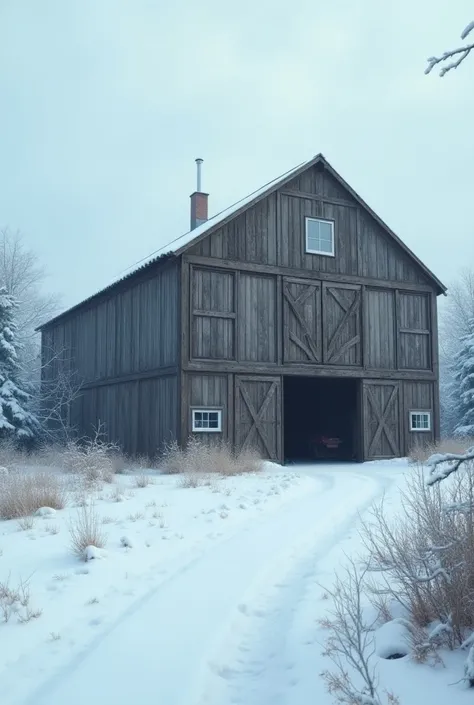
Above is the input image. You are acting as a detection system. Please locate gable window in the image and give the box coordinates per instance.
[305,217,335,256]
[409,411,431,432]
[192,408,222,432]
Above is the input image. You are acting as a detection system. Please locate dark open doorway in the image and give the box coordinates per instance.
[283,376,360,462]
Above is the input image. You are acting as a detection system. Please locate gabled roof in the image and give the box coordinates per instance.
[39,152,446,330]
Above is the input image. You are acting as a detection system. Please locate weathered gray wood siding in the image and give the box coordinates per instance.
[189,165,430,287]
[76,375,179,457]
[402,380,435,452]
[41,261,180,454]
[185,372,233,445]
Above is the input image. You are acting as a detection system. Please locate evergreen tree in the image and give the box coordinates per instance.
[454,320,474,438]
[0,288,40,441]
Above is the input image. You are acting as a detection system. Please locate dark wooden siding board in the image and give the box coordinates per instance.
[358,210,428,285]
[364,289,396,370]
[284,166,359,205]
[431,293,440,440]
[238,273,277,363]
[397,292,431,370]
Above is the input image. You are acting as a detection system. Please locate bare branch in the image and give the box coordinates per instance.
[425,21,474,76]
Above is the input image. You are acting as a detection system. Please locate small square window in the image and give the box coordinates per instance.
[192,408,222,433]
[409,411,431,432]
[305,218,335,257]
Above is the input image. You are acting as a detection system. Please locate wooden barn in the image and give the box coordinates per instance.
[39,153,446,463]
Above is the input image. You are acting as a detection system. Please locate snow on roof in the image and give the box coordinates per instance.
[38,151,446,330]
[117,155,311,275]
[38,155,313,329]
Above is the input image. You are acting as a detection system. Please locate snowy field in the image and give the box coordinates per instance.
[0,460,471,705]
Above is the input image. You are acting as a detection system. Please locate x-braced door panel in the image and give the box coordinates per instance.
[363,381,401,459]
[235,376,281,461]
[283,278,322,364]
[322,283,362,366]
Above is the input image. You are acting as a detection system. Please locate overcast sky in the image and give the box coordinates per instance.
[0,1,473,314]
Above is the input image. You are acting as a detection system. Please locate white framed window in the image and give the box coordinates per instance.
[191,408,222,432]
[409,411,431,432]
[305,217,335,256]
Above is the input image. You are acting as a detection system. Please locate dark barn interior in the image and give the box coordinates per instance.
[283,377,359,462]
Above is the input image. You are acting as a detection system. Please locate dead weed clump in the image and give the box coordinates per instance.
[160,438,261,485]
[0,469,67,520]
[408,437,474,465]
[69,503,107,559]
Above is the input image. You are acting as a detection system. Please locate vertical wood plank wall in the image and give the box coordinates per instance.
[42,261,180,456]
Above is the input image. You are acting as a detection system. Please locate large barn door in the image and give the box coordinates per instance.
[322,283,361,365]
[363,381,401,459]
[235,376,281,461]
[282,278,322,364]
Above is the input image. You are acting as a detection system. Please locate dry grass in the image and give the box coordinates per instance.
[69,503,107,559]
[408,437,474,464]
[0,469,67,520]
[160,438,261,484]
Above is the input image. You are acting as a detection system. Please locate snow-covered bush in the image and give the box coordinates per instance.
[0,468,66,519]
[60,426,123,489]
[361,465,474,646]
[69,503,107,559]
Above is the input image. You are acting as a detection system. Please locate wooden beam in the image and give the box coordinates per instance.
[184,359,436,381]
[183,254,438,294]
[280,189,358,208]
[80,366,179,390]
[192,310,236,319]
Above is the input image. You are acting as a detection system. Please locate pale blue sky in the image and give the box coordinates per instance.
[0,0,473,313]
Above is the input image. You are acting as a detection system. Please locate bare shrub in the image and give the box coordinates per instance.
[361,464,474,647]
[0,469,66,520]
[61,424,124,489]
[69,503,107,559]
[320,559,399,705]
[0,575,37,623]
[178,471,205,489]
[134,473,152,488]
[160,440,185,475]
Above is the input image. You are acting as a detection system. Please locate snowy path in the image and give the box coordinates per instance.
[19,465,396,705]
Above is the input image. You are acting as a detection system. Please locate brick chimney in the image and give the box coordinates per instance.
[190,158,208,230]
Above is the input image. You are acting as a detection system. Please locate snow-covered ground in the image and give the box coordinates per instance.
[0,460,470,705]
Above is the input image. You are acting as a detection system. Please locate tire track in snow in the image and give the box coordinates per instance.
[19,469,394,705]
[193,470,395,705]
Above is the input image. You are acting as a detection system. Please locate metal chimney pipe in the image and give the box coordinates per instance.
[196,158,203,192]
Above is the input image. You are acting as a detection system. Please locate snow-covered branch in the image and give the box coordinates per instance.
[426,448,474,486]
[425,20,474,76]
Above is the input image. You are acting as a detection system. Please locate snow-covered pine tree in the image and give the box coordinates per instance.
[454,320,474,439]
[0,287,40,442]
